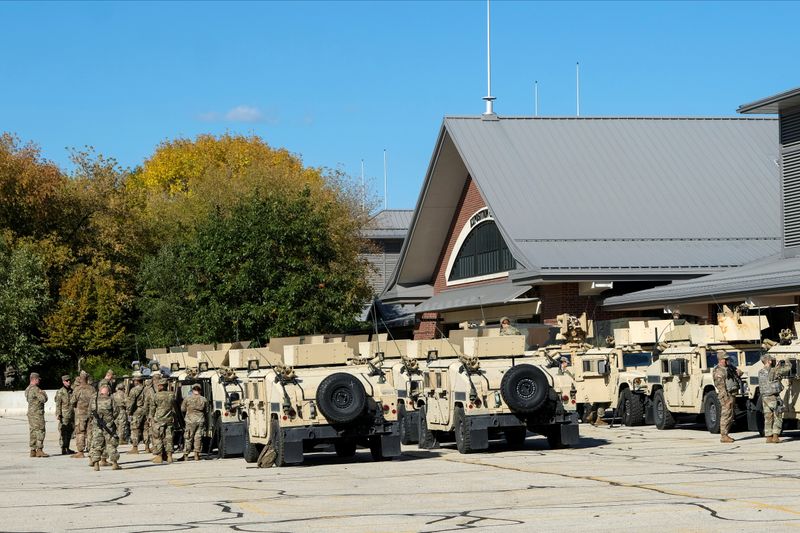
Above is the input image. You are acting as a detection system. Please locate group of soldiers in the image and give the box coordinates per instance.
[25,368,209,471]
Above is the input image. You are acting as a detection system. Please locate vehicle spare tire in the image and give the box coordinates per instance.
[500,364,549,413]
[316,372,367,424]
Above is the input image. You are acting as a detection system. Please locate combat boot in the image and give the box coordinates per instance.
[65,448,75,454]
[166,452,173,464]
[93,462,99,471]
[177,453,186,462]
[151,455,163,464]
[594,417,609,426]
[772,435,782,443]
[112,462,121,470]
[145,444,152,453]
[99,459,110,467]
[127,444,139,455]
[35,449,49,458]
[194,452,200,461]
[720,435,735,443]
[71,451,85,459]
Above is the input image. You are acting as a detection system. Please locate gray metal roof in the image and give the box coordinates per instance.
[383,116,781,301]
[603,254,800,310]
[738,87,800,114]
[362,209,413,239]
[414,281,533,313]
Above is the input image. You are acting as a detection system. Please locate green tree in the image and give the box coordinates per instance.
[0,237,50,372]
[137,189,372,346]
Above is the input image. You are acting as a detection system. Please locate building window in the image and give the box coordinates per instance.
[448,221,515,282]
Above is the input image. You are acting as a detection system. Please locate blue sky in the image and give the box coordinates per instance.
[1,1,798,209]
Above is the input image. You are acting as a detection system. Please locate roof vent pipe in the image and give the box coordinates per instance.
[482,0,496,116]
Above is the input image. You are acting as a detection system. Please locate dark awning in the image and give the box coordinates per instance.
[414,282,534,314]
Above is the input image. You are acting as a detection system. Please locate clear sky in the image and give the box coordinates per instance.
[1,1,798,209]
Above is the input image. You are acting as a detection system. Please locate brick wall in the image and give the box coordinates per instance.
[414,312,439,340]
[538,283,625,325]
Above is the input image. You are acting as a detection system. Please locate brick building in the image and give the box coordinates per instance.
[380,115,780,340]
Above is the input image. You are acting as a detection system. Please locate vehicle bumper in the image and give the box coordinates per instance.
[281,420,401,464]
[465,411,579,450]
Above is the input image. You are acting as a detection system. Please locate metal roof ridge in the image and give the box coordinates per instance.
[443,115,777,121]
[738,86,800,114]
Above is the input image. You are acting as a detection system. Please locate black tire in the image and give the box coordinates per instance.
[653,390,676,430]
[269,417,287,467]
[619,389,645,427]
[453,406,473,454]
[500,364,549,413]
[751,396,765,436]
[399,405,414,445]
[504,427,527,449]
[369,437,392,461]
[214,417,226,459]
[334,439,357,458]
[316,373,367,425]
[243,421,260,464]
[417,404,439,449]
[703,390,721,434]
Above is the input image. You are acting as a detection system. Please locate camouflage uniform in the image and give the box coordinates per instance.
[142,379,159,452]
[712,363,736,439]
[127,380,146,450]
[499,316,521,336]
[760,362,791,440]
[150,387,176,462]
[71,378,95,455]
[89,393,121,469]
[54,378,75,453]
[25,380,48,455]
[4,365,16,389]
[181,392,208,457]
[112,384,129,445]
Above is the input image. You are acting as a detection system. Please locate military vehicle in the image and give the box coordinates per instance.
[644,309,766,433]
[745,326,800,434]
[417,335,579,453]
[243,338,401,466]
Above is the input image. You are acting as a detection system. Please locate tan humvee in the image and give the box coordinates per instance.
[744,326,800,434]
[417,335,579,453]
[644,309,766,434]
[243,339,401,466]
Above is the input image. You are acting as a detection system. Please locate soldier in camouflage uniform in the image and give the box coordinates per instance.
[142,374,160,453]
[4,364,17,389]
[759,354,792,443]
[499,316,521,336]
[54,375,75,455]
[180,384,208,461]
[126,373,145,454]
[712,351,742,443]
[98,369,115,392]
[150,380,176,464]
[89,384,121,470]
[112,382,129,445]
[25,373,49,457]
[71,373,95,458]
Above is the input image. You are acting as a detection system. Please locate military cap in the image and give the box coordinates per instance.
[500,316,511,324]
[151,371,162,378]
[132,371,143,379]
[29,372,40,380]
[105,368,115,376]
[716,350,730,359]
[80,370,88,377]
[192,384,202,392]
[761,353,776,363]
[116,382,125,390]
[61,374,71,381]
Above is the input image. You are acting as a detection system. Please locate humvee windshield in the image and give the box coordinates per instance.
[743,350,762,366]
[706,352,740,368]
[623,352,653,368]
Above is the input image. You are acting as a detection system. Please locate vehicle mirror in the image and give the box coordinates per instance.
[170,362,180,372]
[597,360,610,375]
[131,361,141,371]
[669,358,687,376]
[198,361,209,372]
[248,359,259,371]
[150,361,161,371]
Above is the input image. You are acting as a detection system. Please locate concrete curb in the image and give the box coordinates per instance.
[0,390,57,417]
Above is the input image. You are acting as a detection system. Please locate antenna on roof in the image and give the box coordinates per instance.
[482,0,496,116]
[383,149,388,210]
[576,62,580,117]
[534,80,539,117]
[360,158,365,212]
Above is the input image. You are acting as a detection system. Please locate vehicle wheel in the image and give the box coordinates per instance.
[334,439,357,458]
[369,437,392,461]
[653,390,676,430]
[453,406,473,454]
[619,389,645,426]
[243,421,261,464]
[417,404,439,449]
[703,390,721,434]
[546,426,567,449]
[399,405,414,445]
[214,417,226,458]
[504,427,527,449]
[269,417,286,467]
[316,373,367,425]
[500,364,549,413]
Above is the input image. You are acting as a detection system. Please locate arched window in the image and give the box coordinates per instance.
[449,221,515,281]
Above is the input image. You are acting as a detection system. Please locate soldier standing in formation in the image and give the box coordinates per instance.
[25,372,49,458]
[54,374,75,455]
[712,351,742,443]
[4,364,17,389]
[127,373,145,454]
[142,373,160,453]
[499,316,521,336]
[180,384,208,461]
[150,380,176,464]
[98,369,115,392]
[759,354,791,443]
[71,373,95,458]
[89,384,121,471]
[112,382,129,445]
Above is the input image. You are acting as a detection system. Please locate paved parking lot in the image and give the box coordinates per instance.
[1,416,799,532]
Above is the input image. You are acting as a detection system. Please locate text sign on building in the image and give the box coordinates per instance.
[469,208,491,228]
